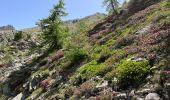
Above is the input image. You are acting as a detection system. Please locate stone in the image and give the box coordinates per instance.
[165,83,170,88]
[136,88,152,95]
[129,90,135,97]
[145,93,160,100]
[132,96,144,100]
[73,75,82,86]
[29,75,41,91]
[136,24,152,35]
[127,56,145,62]
[114,93,127,99]
[96,80,108,88]
[50,75,63,88]
[136,97,144,100]
[12,93,25,100]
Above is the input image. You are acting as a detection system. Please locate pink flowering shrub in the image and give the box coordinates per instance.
[48,49,64,62]
[124,29,170,56]
[161,71,170,74]
[40,79,49,88]
[113,34,136,49]
[126,4,160,27]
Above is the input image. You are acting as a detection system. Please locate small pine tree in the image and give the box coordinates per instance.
[38,0,67,50]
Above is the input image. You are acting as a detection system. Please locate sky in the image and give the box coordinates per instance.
[0,0,124,29]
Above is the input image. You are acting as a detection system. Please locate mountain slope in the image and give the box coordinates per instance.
[1,0,170,100]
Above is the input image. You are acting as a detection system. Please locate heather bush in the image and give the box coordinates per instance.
[116,58,150,88]
[80,80,96,97]
[64,87,75,98]
[114,34,135,49]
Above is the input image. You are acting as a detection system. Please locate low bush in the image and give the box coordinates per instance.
[96,66,113,77]
[105,49,127,65]
[65,48,87,63]
[116,58,150,88]
[80,80,96,92]
[104,70,116,80]
[14,31,23,41]
[78,60,106,78]
[114,34,136,49]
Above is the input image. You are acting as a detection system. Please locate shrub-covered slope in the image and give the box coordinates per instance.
[1,0,170,100]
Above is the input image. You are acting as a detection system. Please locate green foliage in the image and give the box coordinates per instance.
[104,69,116,80]
[160,0,170,8]
[116,59,150,88]
[114,34,135,49]
[14,31,23,41]
[32,67,49,76]
[96,66,113,76]
[105,49,127,65]
[38,0,67,49]
[63,22,90,64]
[0,94,7,100]
[26,87,43,100]
[76,21,89,33]
[65,47,87,63]
[64,34,88,63]
[103,0,119,14]
[78,60,106,78]
[91,45,111,59]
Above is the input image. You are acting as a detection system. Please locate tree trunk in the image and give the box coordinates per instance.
[110,0,114,10]
[110,0,117,14]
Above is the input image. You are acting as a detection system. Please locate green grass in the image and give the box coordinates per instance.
[26,87,43,100]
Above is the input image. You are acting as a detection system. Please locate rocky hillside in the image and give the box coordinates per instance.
[0,25,15,31]
[0,13,105,99]
[0,0,170,100]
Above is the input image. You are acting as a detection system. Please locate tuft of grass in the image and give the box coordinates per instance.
[26,87,43,100]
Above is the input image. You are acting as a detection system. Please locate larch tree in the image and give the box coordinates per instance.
[103,0,119,14]
[38,0,67,50]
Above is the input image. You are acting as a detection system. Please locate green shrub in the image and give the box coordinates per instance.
[66,48,87,63]
[116,59,150,88]
[14,31,23,41]
[78,60,106,78]
[161,0,170,8]
[91,45,111,60]
[105,49,127,65]
[96,66,113,77]
[104,70,116,80]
